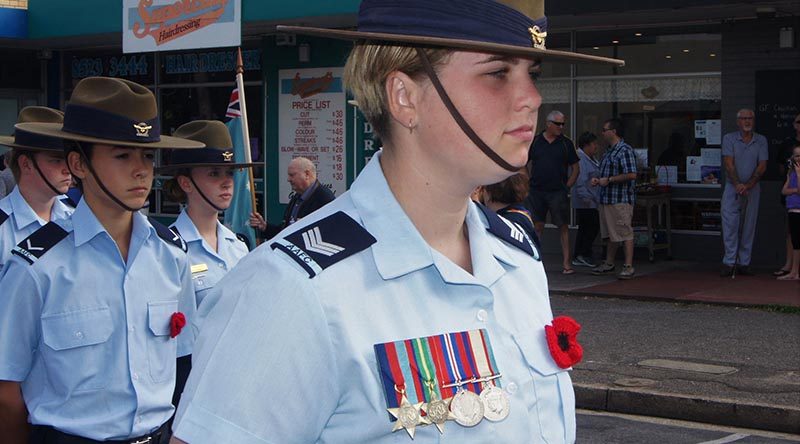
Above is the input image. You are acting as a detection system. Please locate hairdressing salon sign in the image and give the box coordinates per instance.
[123,0,240,53]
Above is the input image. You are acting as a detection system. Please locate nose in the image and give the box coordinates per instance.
[132,151,152,178]
[517,75,542,113]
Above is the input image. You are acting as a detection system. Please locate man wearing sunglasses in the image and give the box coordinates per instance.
[526,110,580,274]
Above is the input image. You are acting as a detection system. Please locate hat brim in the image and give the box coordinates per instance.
[15,122,205,150]
[156,162,263,173]
[0,134,66,152]
[277,25,625,66]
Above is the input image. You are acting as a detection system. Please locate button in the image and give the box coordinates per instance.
[218,262,225,268]
[506,382,518,394]
[75,331,84,339]
[128,326,135,332]
[132,372,139,381]
[476,309,488,322]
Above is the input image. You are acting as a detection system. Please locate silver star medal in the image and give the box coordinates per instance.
[479,384,510,422]
[422,391,456,434]
[450,387,484,427]
[388,392,429,439]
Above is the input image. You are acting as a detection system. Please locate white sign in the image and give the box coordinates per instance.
[694,120,707,139]
[701,148,721,167]
[686,156,702,182]
[123,0,241,54]
[705,119,721,145]
[278,67,346,204]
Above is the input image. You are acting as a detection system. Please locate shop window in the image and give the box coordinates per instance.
[575,27,721,76]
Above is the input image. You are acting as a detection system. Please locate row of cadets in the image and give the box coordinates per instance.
[0,77,202,444]
[157,120,261,406]
[0,107,74,277]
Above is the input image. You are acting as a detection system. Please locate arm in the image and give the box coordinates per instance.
[0,381,27,444]
[744,160,767,189]
[566,161,580,189]
[781,175,795,196]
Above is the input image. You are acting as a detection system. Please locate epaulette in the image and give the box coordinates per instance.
[0,209,7,227]
[149,217,187,252]
[11,222,69,265]
[235,232,252,251]
[271,211,376,278]
[476,204,540,261]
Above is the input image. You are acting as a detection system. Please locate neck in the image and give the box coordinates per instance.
[741,130,753,139]
[83,190,134,262]
[380,144,472,272]
[186,204,219,252]
[544,132,558,142]
[17,180,57,222]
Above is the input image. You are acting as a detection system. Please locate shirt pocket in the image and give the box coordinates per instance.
[147,301,178,384]
[41,307,113,392]
[513,330,576,444]
[192,274,214,307]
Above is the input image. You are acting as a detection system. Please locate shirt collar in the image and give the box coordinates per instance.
[350,151,515,284]
[299,180,319,201]
[72,198,154,247]
[7,187,72,231]
[173,209,237,249]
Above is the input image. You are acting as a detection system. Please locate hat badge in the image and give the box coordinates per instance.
[222,151,234,162]
[528,25,547,50]
[133,122,153,138]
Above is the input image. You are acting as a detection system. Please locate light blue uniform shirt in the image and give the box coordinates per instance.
[171,209,248,344]
[174,152,576,444]
[0,186,73,276]
[721,131,768,184]
[0,198,194,441]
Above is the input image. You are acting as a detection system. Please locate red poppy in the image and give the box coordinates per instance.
[170,312,186,338]
[545,316,583,369]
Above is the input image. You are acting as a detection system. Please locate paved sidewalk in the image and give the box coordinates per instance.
[541,254,800,434]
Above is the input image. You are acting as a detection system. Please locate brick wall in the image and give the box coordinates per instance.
[0,0,27,8]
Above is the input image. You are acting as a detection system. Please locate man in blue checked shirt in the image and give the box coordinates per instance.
[591,118,638,280]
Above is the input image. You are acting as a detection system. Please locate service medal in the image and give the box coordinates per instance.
[388,393,429,439]
[480,385,510,422]
[423,393,454,434]
[450,388,484,427]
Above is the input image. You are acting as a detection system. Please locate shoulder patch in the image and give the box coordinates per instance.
[271,211,376,278]
[12,222,69,265]
[0,209,7,227]
[149,217,187,252]
[476,203,540,261]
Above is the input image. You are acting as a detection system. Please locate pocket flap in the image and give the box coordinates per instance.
[148,301,179,337]
[513,330,566,376]
[42,307,113,351]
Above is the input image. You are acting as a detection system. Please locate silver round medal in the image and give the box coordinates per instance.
[480,385,510,422]
[450,389,484,427]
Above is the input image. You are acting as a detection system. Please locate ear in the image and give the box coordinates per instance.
[176,174,193,193]
[385,71,421,132]
[17,152,33,173]
[67,151,88,180]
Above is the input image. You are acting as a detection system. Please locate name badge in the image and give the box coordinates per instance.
[191,263,208,274]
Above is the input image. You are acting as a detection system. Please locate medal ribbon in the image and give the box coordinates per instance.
[412,337,440,402]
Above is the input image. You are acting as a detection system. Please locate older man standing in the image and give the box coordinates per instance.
[526,110,580,274]
[250,156,335,238]
[720,108,768,277]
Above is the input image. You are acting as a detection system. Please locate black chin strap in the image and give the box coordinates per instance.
[188,175,224,213]
[415,48,520,173]
[30,155,63,197]
[72,142,142,212]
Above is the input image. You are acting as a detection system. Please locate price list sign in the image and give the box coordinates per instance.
[278,67,346,204]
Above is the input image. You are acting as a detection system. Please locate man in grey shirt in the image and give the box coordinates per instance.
[720,108,768,276]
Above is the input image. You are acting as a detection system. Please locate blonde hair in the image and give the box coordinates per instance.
[344,44,452,141]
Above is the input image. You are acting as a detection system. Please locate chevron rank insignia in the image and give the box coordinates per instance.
[12,222,69,265]
[271,211,376,278]
[149,217,187,252]
[476,204,540,261]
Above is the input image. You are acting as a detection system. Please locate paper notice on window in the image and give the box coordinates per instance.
[701,148,721,166]
[705,120,721,145]
[686,156,702,182]
[694,120,707,139]
[633,148,648,170]
[656,165,678,185]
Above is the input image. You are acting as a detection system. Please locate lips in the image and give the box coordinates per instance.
[506,125,534,141]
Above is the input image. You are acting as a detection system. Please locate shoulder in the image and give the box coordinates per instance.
[314,183,336,201]
[476,203,540,260]
[148,217,188,252]
[11,220,72,265]
[562,135,576,148]
[269,209,376,278]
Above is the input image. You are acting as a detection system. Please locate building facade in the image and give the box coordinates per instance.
[0,0,797,266]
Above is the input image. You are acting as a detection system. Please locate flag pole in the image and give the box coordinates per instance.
[236,48,259,232]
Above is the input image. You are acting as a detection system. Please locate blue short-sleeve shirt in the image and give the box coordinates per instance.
[0,186,73,276]
[721,131,769,184]
[0,199,194,441]
[171,209,248,344]
[173,152,576,444]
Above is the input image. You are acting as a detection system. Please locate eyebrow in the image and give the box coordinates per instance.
[477,54,542,69]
